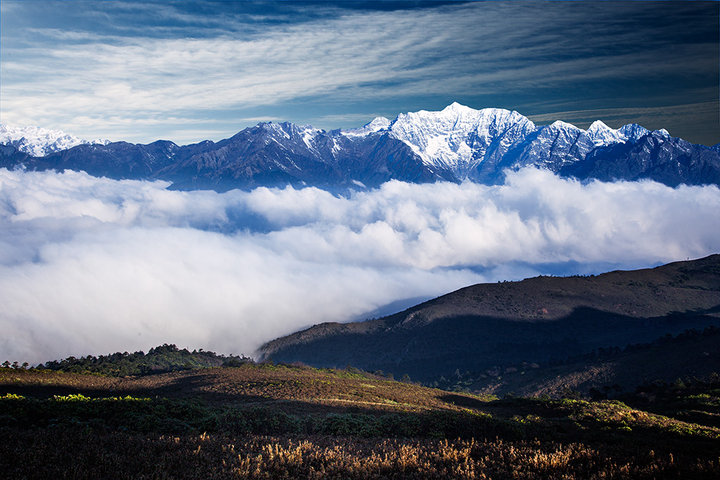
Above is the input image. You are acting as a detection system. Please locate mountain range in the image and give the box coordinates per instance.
[260,254,720,388]
[0,124,109,157]
[2,103,720,190]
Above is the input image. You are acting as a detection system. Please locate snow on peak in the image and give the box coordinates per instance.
[587,120,611,133]
[341,116,390,137]
[258,121,292,137]
[549,120,581,131]
[255,122,324,149]
[365,116,391,132]
[388,104,536,170]
[300,125,323,149]
[585,120,626,146]
[543,119,641,147]
[0,124,109,157]
[618,123,650,141]
[441,101,474,113]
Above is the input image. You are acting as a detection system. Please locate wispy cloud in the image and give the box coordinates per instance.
[1,167,718,363]
[1,1,716,143]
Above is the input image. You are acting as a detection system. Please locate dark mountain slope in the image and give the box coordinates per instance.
[3,123,440,191]
[260,255,720,381]
[562,132,720,186]
[461,326,720,398]
[0,144,30,168]
[158,123,340,190]
[3,139,219,180]
[159,123,442,191]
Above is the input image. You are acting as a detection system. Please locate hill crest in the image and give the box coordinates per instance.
[260,255,720,382]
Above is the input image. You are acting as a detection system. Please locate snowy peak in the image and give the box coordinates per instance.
[388,103,536,170]
[505,118,650,174]
[250,121,323,146]
[540,119,627,146]
[364,116,391,132]
[549,120,582,131]
[0,124,109,157]
[587,120,612,133]
[441,101,477,115]
[534,119,647,150]
[392,103,530,133]
[255,121,296,138]
[586,120,626,146]
[618,123,650,141]
[342,116,390,137]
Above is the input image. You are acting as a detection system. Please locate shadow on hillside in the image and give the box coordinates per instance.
[0,382,116,399]
[438,393,490,410]
[270,305,720,383]
[3,371,719,457]
[0,372,284,408]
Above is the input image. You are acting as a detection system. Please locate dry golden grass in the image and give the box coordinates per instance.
[3,430,718,480]
[2,364,720,478]
[0,364,494,414]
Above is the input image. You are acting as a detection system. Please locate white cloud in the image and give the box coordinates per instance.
[0,167,718,364]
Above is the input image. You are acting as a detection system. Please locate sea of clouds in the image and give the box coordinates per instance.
[1,166,719,364]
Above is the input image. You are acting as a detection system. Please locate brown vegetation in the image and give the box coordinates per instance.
[4,430,718,480]
[2,363,720,478]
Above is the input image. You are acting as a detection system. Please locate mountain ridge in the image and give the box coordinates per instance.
[259,254,720,382]
[2,103,719,190]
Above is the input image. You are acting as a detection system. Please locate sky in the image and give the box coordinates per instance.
[1,0,718,145]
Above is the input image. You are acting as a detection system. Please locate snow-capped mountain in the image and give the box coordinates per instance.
[155,120,444,190]
[387,102,537,178]
[0,124,109,157]
[1,104,718,190]
[562,129,720,186]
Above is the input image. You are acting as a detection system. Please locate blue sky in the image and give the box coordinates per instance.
[1,0,718,145]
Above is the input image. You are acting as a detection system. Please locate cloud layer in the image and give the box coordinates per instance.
[1,167,719,364]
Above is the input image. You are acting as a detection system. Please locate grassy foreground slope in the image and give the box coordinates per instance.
[2,363,720,478]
